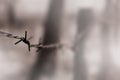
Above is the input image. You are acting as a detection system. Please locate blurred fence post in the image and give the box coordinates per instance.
[74,8,94,80]
[29,0,63,80]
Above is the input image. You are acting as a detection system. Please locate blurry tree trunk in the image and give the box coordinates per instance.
[98,0,120,80]
[0,0,9,28]
[8,0,15,27]
[113,0,120,40]
[74,8,94,80]
[113,0,120,45]
[29,0,63,80]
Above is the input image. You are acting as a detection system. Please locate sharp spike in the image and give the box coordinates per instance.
[25,31,27,39]
[14,39,22,45]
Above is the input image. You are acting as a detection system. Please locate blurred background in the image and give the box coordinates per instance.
[0,0,119,80]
